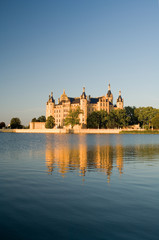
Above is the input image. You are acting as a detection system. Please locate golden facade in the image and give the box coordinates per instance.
[46,84,124,128]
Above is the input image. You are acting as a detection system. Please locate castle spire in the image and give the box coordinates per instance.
[48,91,55,103]
[81,87,86,99]
[117,90,122,102]
[108,83,111,91]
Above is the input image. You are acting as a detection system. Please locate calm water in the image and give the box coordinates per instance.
[0,133,159,240]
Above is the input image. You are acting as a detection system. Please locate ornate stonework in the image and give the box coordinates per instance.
[46,84,124,128]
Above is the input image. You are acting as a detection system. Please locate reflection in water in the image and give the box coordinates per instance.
[45,135,124,182]
[45,134,159,182]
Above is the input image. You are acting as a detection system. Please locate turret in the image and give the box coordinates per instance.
[80,87,87,127]
[81,87,86,99]
[47,92,55,104]
[106,83,113,103]
[116,90,123,109]
[46,91,55,119]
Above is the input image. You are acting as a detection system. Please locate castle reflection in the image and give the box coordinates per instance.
[45,134,159,182]
[45,135,124,182]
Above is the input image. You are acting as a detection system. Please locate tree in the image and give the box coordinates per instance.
[116,109,130,128]
[10,118,22,129]
[100,110,108,128]
[87,111,100,129]
[45,116,55,129]
[87,111,108,129]
[32,116,46,122]
[151,114,159,129]
[32,118,37,122]
[134,107,159,128]
[64,107,82,128]
[106,109,130,129]
[0,122,6,129]
[106,110,119,128]
[37,115,46,122]
[125,106,138,125]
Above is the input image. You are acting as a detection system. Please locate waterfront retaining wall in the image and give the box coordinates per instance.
[0,129,120,134]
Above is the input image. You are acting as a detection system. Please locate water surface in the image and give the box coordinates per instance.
[0,133,159,240]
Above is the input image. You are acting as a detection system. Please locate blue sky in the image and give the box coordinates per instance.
[0,0,159,125]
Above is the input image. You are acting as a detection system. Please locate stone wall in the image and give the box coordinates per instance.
[30,122,46,129]
[0,128,121,134]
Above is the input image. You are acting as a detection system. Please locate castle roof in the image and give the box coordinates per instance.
[107,90,112,97]
[58,97,80,105]
[69,98,80,104]
[89,98,99,104]
[47,92,55,104]
[117,96,123,102]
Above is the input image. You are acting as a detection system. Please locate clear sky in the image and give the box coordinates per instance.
[0,0,159,125]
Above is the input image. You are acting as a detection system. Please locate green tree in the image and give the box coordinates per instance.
[106,110,119,128]
[100,110,108,128]
[0,122,6,129]
[32,116,46,122]
[134,107,159,128]
[116,109,130,128]
[45,116,55,129]
[64,107,82,128]
[151,114,159,129]
[10,118,22,129]
[87,111,101,128]
[125,106,138,125]
[106,109,130,129]
[87,110,108,129]
[37,115,46,122]
[32,118,37,122]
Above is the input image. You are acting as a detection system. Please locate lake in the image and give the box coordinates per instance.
[0,133,159,240]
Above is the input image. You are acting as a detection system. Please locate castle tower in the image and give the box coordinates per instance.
[116,90,124,109]
[46,92,55,119]
[80,87,87,128]
[106,83,113,104]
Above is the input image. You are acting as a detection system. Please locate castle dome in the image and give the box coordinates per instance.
[60,89,68,101]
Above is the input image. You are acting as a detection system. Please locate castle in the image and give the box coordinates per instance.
[46,84,123,128]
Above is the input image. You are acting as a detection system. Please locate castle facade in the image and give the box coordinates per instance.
[46,84,123,128]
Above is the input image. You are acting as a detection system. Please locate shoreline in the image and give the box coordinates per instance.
[0,129,159,134]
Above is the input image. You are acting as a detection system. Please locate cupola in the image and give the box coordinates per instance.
[60,89,68,101]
